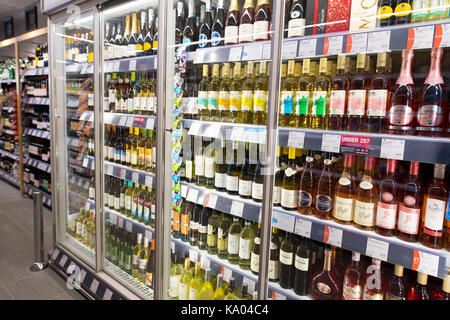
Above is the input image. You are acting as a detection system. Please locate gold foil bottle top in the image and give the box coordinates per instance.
[281,64,287,78]
[356,53,366,69]
[247,61,254,75]
[302,59,311,75]
[377,52,387,68]
[394,265,404,277]
[443,274,450,293]
[233,62,241,77]
[326,60,333,76]
[294,62,302,77]
[229,0,240,11]
[434,164,446,179]
[222,63,230,77]
[202,64,209,77]
[212,64,220,77]
[287,60,295,76]
[319,57,327,74]
[184,258,191,270]
[417,272,428,286]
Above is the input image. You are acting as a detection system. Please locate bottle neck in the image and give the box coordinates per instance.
[396,50,414,85]
[323,250,332,272]
[425,47,443,85]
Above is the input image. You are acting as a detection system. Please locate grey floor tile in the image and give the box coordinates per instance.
[0,284,13,300]
[0,251,36,286]
[4,270,65,300]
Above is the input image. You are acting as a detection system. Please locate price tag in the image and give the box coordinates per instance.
[205,193,217,209]
[117,217,124,229]
[262,43,272,60]
[434,24,450,47]
[229,126,245,141]
[146,118,155,129]
[80,269,87,283]
[118,116,127,127]
[106,62,113,73]
[125,221,133,232]
[321,134,341,153]
[194,50,206,64]
[129,59,137,71]
[189,248,199,263]
[323,226,343,247]
[200,255,210,270]
[132,171,139,183]
[188,122,201,136]
[323,36,343,55]
[82,157,89,168]
[408,26,434,50]
[294,218,312,238]
[272,291,286,300]
[180,184,188,198]
[120,168,126,180]
[346,33,368,54]
[59,255,68,267]
[366,237,389,261]
[282,41,298,59]
[298,38,317,58]
[367,31,391,53]
[380,138,405,160]
[272,211,296,233]
[113,61,120,72]
[89,279,99,294]
[411,250,439,277]
[203,123,221,138]
[230,201,244,217]
[103,289,113,300]
[242,278,256,294]
[222,267,233,282]
[242,43,263,61]
[80,64,88,74]
[145,175,153,187]
[287,131,305,149]
[105,164,113,175]
[126,117,134,128]
[228,46,243,61]
[51,248,60,260]
[186,188,199,203]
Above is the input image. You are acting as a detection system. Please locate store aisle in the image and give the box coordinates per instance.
[0,179,85,300]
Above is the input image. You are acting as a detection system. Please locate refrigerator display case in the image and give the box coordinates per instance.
[46,0,449,300]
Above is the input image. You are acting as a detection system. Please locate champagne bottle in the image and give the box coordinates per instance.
[225,0,240,45]
[183,0,198,51]
[211,0,226,47]
[253,0,271,41]
[288,0,307,37]
[199,0,213,48]
[239,0,255,43]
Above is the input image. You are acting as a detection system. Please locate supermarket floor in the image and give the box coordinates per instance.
[0,179,85,300]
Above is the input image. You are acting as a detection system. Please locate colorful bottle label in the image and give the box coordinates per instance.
[218,91,230,111]
[367,89,388,116]
[295,91,310,115]
[312,91,327,116]
[347,90,366,116]
[197,91,208,111]
[429,0,446,15]
[329,90,346,115]
[417,105,444,127]
[343,277,362,300]
[397,205,420,235]
[394,2,412,17]
[424,198,446,235]
[298,190,313,207]
[388,105,414,126]
[316,195,333,213]
[378,5,394,19]
[281,91,295,115]
[376,201,398,229]
[207,91,218,110]
[241,90,253,111]
[229,91,241,112]
[253,90,267,112]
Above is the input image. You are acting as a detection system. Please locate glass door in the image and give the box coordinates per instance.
[100,0,158,300]
[50,9,97,268]
[166,0,282,301]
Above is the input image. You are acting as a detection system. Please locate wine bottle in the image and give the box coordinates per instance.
[269,228,280,282]
[347,53,368,132]
[239,0,255,43]
[297,150,315,215]
[230,62,242,123]
[253,0,271,41]
[397,161,422,242]
[362,259,384,300]
[314,153,334,220]
[420,164,448,249]
[238,220,255,270]
[279,232,295,289]
[175,1,185,45]
[194,136,205,186]
[211,0,225,47]
[281,147,299,211]
[416,47,445,137]
[311,248,341,300]
[183,0,198,51]
[386,265,407,300]
[311,58,330,129]
[375,159,399,236]
[241,62,255,124]
[288,0,307,38]
[228,217,242,264]
[208,64,220,121]
[198,205,211,250]
[252,61,268,125]
[329,55,349,131]
[217,213,232,259]
[224,277,238,300]
[238,142,253,199]
[386,49,415,135]
[189,262,204,300]
[407,272,430,300]
[218,63,231,121]
[293,237,310,296]
[342,252,364,300]
[198,65,209,121]
[226,140,242,195]
[128,12,138,57]
[411,0,430,23]
[204,137,216,189]
[214,139,227,191]
[213,274,226,300]
[296,59,313,128]
[179,258,192,300]
[353,157,378,231]
[207,209,220,254]
[251,144,264,202]
[198,269,215,300]
[250,223,261,275]
[431,273,449,300]
[224,0,240,45]
[199,1,213,48]
[280,60,297,127]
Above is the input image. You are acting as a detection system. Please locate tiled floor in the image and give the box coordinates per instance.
[0,179,85,300]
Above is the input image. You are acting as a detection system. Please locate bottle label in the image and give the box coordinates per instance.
[134,97,141,112]
[189,287,198,300]
[214,172,226,188]
[253,90,267,112]
[411,0,428,18]
[312,91,327,116]
[329,90,346,115]
[273,186,281,204]
[298,190,313,208]
[217,228,227,251]
[228,234,240,255]
[347,90,366,116]
[338,177,352,186]
[88,93,94,106]
[397,205,420,235]
[424,198,445,234]
[429,0,446,15]
[144,206,150,221]
[181,213,189,235]
[132,199,138,216]
[238,179,252,197]
[367,90,388,116]
[252,182,264,200]
[239,23,254,43]
[281,91,295,115]
[317,282,331,294]
[359,181,373,190]
[226,175,239,192]
[172,210,180,232]
[417,105,444,127]
[343,277,362,300]
[194,155,204,176]
[225,26,239,44]
[388,105,413,126]
[207,91,218,110]
[114,197,120,210]
[120,194,125,208]
[250,251,260,273]
[131,151,138,166]
[281,189,298,209]
[199,33,208,48]
[179,283,189,300]
[218,91,230,111]
[279,250,293,265]
[241,90,253,111]
[211,31,222,46]
[354,200,376,227]
[125,195,132,210]
[239,238,251,260]
[204,157,215,178]
[288,18,306,37]
[169,275,181,298]
[186,97,198,115]
[316,195,333,212]
[269,260,280,280]
[376,201,398,229]
[89,187,95,199]
[295,91,310,116]
[127,98,134,113]
[138,147,145,166]
[197,91,208,111]
[294,255,309,271]
[362,290,383,300]
[333,196,354,221]
[229,91,241,111]
[146,97,156,112]
[253,21,270,41]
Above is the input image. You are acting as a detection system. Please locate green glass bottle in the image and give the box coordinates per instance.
[189,262,204,300]
[168,253,183,300]
[131,233,143,279]
[213,273,226,300]
[179,258,193,300]
[217,213,232,259]
[207,209,221,255]
[227,217,242,265]
[239,220,255,270]
[198,268,215,300]
[224,277,238,300]
[124,181,134,217]
[137,236,150,283]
